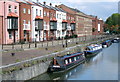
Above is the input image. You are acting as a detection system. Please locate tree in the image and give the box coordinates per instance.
[105,13,120,34]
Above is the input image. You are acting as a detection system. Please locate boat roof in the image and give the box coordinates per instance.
[87,44,101,49]
[105,40,111,42]
[56,52,83,59]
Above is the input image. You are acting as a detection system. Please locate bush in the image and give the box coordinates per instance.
[64,35,69,39]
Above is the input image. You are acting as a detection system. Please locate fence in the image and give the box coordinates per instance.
[2,34,116,50]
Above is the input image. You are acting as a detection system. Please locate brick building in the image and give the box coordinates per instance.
[18,1,32,43]
[0,0,19,44]
[57,4,92,37]
[91,16,104,35]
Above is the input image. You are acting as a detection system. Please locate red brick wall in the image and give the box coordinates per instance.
[19,2,31,42]
[92,17,104,35]
[43,7,51,40]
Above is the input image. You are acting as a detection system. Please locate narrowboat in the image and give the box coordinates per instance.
[84,44,102,57]
[102,40,112,48]
[48,52,85,73]
[111,38,120,43]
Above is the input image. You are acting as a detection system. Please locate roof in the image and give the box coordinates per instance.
[16,0,33,5]
[56,52,83,60]
[35,16,43,20]
[62,20,68,22]
[71,21,75,23]
[8,12,18,17]
[50,18,57,21]
[60,4,85,14]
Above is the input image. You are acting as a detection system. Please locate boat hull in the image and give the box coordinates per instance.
[48,58,85,73]
[84,49,102,58]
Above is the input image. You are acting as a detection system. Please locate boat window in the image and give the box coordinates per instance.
[77,56,80,59]
[93,48,95,51]
[56,61,59,65]
[65,60,68,64]
[71,57,74,62]
[69,58,72,63]
[74,57,77,61]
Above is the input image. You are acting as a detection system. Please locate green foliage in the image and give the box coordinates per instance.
[105,13,120,34]
[92,28,96,32]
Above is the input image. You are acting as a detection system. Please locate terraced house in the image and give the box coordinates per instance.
[57,4,93,37]
[0,0,104,44]
[31,2,44,42]
[0,0,19,44]
[17,0,32,43]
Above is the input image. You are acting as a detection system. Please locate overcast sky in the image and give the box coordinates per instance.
[34,0,119,21]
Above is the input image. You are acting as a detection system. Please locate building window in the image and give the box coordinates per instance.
[44,11,47,16]
[35,20,43,30]
[23,8,26,13]
[36,9,38,16]
[8,5,12,13]
[44,21,47,29]
[28,9,30,14]
[40,10,41,16]
[8,19,12,29]
[14,6,17,13]
[57,14,58,18]
[28,20,30,30]
[23,20,26,29]
[8,18,18,29]
[62,23,67,30]
[8,31,12,39]
[47,12,49,17]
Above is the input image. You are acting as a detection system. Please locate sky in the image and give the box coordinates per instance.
[33,0,119,21]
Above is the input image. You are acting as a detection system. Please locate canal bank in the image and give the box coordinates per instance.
[30,43,119,80]
[0,35,118,80]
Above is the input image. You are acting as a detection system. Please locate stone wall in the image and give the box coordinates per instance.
[1,61,50,80]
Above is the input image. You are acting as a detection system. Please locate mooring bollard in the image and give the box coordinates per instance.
[11,53,15,56]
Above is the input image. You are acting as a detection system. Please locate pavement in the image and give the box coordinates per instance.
[2,42,79,66]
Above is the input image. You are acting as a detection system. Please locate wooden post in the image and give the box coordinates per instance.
[29,43,30,48]
[21,44,23,49]
[12,43,14,49]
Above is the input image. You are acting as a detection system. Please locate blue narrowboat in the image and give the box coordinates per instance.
[111,38,120,43]
[48,52,85,73]
[102,40,112,48]
[84,44,102,57]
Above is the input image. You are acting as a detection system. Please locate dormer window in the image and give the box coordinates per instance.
[8,5,12,13]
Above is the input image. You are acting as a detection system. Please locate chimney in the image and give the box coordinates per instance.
[43,1,46,5]
[50,3,52,6]
[55,5,57,7]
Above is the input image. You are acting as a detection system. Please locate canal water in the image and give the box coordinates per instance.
[31,43,119,80]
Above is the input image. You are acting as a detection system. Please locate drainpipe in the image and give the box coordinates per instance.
[4,1,5,44]
[1,16,3,48]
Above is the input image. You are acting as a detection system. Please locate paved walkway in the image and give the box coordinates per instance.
[2,42,78,65]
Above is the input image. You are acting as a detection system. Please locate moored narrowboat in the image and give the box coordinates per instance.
[102,40,112,48]
[48,52,85,73]
[111,38,120,43]
[84,44,102,57]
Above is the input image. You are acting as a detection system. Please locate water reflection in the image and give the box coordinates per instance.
[31,43,119,80]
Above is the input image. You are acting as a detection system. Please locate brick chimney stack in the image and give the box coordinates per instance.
[50,3,52,6]
[43,1,46,5]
